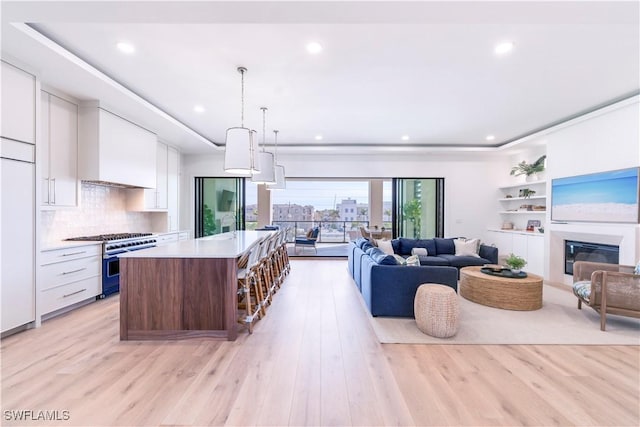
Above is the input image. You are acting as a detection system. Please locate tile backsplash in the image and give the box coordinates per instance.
[41,183,160,243]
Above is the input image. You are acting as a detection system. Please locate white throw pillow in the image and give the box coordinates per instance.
[393,254,407,265]
[376,239,395,255]
[411,247,428,256]
[454,238,480,258]
[406,255,420,266]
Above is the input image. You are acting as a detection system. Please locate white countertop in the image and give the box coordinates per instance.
[118,230,274,259]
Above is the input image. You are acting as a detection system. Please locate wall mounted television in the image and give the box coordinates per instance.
[551,167,640,223]
[217,189,236,212]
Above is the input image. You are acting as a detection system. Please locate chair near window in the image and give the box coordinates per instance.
[295,227,319,254]
[359,225,370,239]
[572,261,640,331]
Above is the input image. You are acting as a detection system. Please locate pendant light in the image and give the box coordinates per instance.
[251,107,276,184]
[224,67,259,175]
[267,130,286,190]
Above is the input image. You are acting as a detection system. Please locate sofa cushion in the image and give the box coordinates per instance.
[417,255,451,266]
[411,247,429,256]
[454,238,480,257]
[367,247,398,265]
[391,239,401,254]
[573,280,591,302]
[434,238,456,255]
[361,241,374,252]
[393,254,407,265]
[355,237,368,248]
[376,239,395,255]
[398,237,436,256]
[439,254,489,268]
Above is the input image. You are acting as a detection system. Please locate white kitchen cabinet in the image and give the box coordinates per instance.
[40,91,78,207]
[141,141,168,210]
[126,142,180,216]
[79,106,157,188]
[167,146,180,230]
[485,229,545,276]
[1,61,36,144]
[40,244,101,316]
[156,232,179,246]
[1,138,36,333]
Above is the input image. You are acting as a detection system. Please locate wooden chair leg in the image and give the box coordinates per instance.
[577,299,582,309]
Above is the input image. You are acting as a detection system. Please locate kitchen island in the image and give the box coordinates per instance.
[119,230,273,341]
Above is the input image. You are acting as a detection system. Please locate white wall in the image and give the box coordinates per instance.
[182,151,506,241]
[544,99,640,285]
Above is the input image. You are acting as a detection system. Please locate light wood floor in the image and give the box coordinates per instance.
[2,260,639,426]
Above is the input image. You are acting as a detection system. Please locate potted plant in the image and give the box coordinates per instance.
[510,155,546,181]
[403,198,422,239]
[505,253,527,273]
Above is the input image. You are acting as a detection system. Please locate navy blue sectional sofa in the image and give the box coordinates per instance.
[391,237,498,270]
[348,237,499,317]
[348,240,459,317]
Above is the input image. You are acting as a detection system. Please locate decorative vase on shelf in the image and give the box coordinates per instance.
[525,173,539,182]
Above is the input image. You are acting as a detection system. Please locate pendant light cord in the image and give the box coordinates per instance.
[238,67,247,127]
[273,130,279,162]
[261,107,268,152]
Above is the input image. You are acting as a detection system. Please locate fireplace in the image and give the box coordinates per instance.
[564,240,620,275]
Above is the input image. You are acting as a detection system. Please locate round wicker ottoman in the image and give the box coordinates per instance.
[414,284,459,338]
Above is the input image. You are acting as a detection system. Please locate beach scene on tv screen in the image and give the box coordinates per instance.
[551,168,639,223]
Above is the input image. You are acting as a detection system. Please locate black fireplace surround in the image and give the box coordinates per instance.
[564,240,620,275]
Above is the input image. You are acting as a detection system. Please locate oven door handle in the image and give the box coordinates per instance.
[105,250,128,258]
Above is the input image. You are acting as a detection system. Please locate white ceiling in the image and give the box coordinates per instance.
[2,1,638,154]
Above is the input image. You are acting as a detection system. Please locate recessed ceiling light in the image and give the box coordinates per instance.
[193,105,205,113]
[314,135,323,141]
[306,42,323,54]
[401,135,410,141]
[486,134,495,141]
[116,41,135,54]
[494,41,514,55]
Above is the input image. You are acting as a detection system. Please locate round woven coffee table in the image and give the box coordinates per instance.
[460,266,543,311]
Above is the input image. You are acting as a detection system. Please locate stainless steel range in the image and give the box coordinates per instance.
[66,233,157,298]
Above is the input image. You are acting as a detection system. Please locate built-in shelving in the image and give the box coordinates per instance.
[496,179,547,231]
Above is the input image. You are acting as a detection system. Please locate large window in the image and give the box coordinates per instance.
[270,179,370,242]
[194,177,244,238]
[393,178,444,239]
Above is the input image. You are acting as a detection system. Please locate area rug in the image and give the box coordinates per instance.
[369,285,640,345]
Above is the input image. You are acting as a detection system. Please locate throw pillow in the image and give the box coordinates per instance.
[434,238,456,255]
[406,255,420,266]
[635,261,640,275]
[376,239,395,255]
[393,254,407,265]
[411,247,428,256]
[454,238,480,258]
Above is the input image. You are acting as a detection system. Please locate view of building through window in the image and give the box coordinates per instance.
[244,179,393,242]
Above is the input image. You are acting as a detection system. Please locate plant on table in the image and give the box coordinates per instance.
[505,253,527,271]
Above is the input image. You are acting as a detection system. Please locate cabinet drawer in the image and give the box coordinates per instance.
[157,233,178,245]
[41,244,101,264]
[41,256,101,291]
[41,275,100,315]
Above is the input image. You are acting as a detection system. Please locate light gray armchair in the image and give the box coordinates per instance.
[572,261,640,331]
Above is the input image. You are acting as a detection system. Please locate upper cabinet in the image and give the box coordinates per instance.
[1,61,36,144]
[78,106,157,188]
[40,91,78,207]
[127,142,180,220]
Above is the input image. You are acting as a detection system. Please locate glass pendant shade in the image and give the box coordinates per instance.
[267,164,286,190]
[224,127,256,175]
[251,151,276,184]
